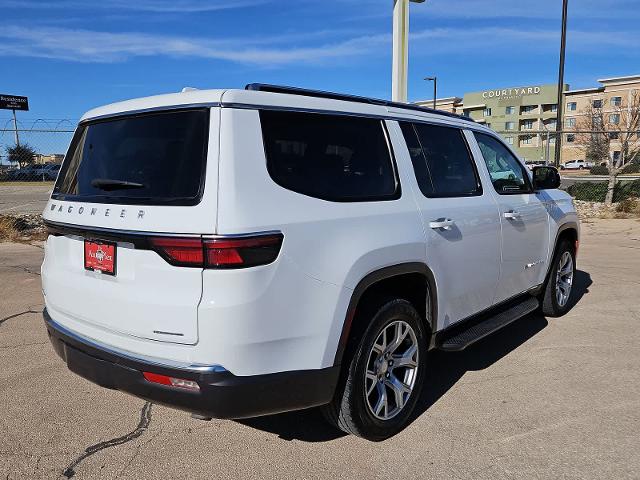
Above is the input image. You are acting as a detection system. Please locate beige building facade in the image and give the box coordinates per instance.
[562,75,640,165]
[415,74,640,166]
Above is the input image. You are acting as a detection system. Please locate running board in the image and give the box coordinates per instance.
[437,297,539,352]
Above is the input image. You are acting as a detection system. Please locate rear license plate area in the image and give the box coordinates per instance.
[84,239,117,276]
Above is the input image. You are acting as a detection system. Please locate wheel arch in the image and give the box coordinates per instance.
[332,262,437,367]
[543,221,579,285]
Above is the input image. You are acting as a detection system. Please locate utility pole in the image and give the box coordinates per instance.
[425,76,437,109]
[12,109,20,146]
[391,0,425,102]
[554,0,569,166]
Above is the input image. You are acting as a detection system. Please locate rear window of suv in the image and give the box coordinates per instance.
[260,110,399,202]
[53,109,209,206]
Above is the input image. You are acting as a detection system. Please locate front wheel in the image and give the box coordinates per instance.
[322,299,427,441]
[541,240,576,317]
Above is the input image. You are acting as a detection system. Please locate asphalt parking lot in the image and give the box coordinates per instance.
[0,183,53,215]
[1,218,639,479]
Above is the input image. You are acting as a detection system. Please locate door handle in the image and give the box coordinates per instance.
[429,219,455,230]
[503,210,521,220]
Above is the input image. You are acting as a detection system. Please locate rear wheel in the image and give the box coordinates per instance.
[541,240,576,317]
[322,299,427,441]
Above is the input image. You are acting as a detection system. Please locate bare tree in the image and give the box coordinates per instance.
[575,90,640,205]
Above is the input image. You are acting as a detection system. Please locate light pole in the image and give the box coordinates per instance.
[424,76,437,109]
[392,0,426,102]
[554,0,569,166]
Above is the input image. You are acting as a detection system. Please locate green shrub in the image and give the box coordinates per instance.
[614,179,640,202]
[621,162,640,174]
[567,182,608,202]
[589,165,609,175]
[567,179,640,203]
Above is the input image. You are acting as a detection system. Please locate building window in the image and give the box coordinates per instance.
[483,107,492,117]
[505,136,514,145]
[612,151,621,164]
[521,105,537,114]
[567,102,577,111]
[611,96,622,107]
[609,113,620,125]
[505,106,515,115]
[521,135,533,145]
[550,104,558,112]
[546,120,557,129]
[505,121,515,130]
[593,99,603,108]
[566,134,575,143]
[549,136,556,145]
[609,132,619,140]
[522,119,535,130]
[565,117,576,128]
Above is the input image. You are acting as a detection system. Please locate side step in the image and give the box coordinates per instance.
[438,297,539,352]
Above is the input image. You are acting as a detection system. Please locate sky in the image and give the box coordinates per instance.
[1,0,640,130]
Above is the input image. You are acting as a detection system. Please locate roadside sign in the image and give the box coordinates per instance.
[0,94,29,111]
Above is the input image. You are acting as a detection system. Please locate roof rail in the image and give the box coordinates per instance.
[245,83,473,122]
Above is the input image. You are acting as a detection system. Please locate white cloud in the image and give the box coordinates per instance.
[0,26,384,65]
[0,0,267,13]
[0,25,636,67]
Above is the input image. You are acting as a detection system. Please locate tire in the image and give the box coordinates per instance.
[541,240,576,317]
[322,299,427,441]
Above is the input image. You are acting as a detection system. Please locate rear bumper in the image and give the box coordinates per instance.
[44,309,339,419]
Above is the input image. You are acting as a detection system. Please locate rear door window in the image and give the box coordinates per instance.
[260,110,399,202]
[399,122,481,197]
[53,109,209,205]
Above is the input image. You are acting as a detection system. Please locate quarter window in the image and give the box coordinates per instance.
[474,132,531,194]
[260,111,398,202]
[400,122,481,198]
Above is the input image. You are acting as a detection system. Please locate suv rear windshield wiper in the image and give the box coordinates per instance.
[91,178,146,191]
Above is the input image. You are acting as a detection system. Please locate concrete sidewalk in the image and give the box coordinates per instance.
[1,219,639,479]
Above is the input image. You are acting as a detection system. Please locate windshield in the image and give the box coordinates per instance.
[53,108,209,206]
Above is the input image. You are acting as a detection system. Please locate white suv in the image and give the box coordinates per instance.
[42,85,579,440]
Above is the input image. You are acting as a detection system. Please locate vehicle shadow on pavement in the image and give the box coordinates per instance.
[411,269,592,425]
[238,270,592,443]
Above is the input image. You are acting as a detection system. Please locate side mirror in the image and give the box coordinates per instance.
[532,166,561,190]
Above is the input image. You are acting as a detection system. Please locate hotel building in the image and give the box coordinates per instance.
[415,74,640,165]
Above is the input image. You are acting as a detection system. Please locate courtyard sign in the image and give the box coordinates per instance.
[482,86,541,99]
[0,94,29,111]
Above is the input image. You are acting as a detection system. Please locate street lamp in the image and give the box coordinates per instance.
[554,0,569,166]
[392,0,426,103]
[424,76,437,109]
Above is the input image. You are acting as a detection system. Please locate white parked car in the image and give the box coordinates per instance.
[561,160,593,170]
[42,85,579,440]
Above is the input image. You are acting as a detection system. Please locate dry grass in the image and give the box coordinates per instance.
[0,215,47,243]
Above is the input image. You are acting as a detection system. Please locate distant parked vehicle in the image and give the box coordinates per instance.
[37,164,61,181]
[525,160,550,171]
[561,160,593,170]
[5,164,60,181]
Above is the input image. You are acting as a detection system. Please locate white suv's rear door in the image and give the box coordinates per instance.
[42,107,220,345]
[395,121,501,330]
[469,132,550,303]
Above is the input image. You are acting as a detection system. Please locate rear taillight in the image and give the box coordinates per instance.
[149,233,283,269]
